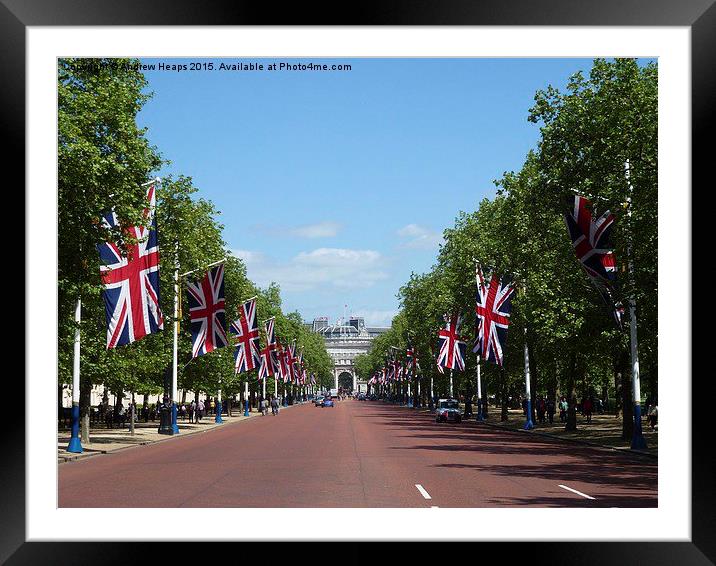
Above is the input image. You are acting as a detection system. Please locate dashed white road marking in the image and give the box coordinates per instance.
[558,484,596,500]
[415,484,432,500]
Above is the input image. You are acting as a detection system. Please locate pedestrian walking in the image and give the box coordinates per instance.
[583,397,593,423]
[648,402,658,429]
[197,400,205,422]
[271,396,279,416]
[559,397,567,423]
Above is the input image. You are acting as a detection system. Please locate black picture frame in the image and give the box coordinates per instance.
[7,0,710,563]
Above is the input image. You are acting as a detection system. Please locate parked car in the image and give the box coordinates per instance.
[357,393,366,401]
[314,395,325,407]
[435,399,462,423]
[323,396,334,408]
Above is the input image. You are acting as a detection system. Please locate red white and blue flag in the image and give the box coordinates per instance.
[437,313,467,371]
[564,195,617,285]
[187,264,229,358]
[230,297,261,374]
[473,265,515,366]
[278,342,290,383]
[564,194,623,327]
[258,317,279,380]
[97,183,164,349]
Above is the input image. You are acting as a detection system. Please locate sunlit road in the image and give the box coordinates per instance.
[59,399,657,507]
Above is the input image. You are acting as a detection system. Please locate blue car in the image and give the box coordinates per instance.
[323,396,334,407]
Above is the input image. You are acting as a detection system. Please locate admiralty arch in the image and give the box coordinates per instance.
[309,316,389,392]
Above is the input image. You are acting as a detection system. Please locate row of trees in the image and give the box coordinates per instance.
[58,58,333,435]
[355,59,657,438]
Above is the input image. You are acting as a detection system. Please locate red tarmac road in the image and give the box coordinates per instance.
[59,399,657,508]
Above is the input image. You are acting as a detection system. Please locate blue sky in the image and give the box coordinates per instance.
[137,57,600,327]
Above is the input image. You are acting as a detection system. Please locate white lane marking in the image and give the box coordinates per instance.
[415,484,432,500]
[431,506,439,508]
[558,484,596,500]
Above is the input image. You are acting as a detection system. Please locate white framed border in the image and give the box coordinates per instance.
[27,26,690,541]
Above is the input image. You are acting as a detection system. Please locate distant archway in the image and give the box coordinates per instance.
[338,372,354,392]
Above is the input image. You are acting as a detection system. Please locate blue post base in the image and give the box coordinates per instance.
[244,399,250,417]
[407,398,413,408]
[67,405,83,453]
[215,401,224,423]
[524,399,535,430]
[476,401,485,422]
[631,403,648,450]
[171,403,180,434]
[283,396,288,407]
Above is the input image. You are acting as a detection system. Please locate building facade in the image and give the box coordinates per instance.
[310,316,390,392]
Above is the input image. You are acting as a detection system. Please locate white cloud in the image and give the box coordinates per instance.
[229,247,388,292]
[252,221,341,239]
[397,223,444,250]
[289,221,341,239]
[349,309,397,327]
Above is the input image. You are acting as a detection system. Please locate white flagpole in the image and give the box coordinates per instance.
[476,355,484,422]
[215,375,224,423]
[67,297,83,453]
[625,159,647,449]
[244,379,250,416]
[449,368,453,398]
[523,326,534,430]
[171,240,180,434]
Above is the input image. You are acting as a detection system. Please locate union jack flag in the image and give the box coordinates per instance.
[97,182,164,349]
[278,342,290,383]
[473,265,515,366]
[437,313,467,371]
[406,339,416,377]
[186,264,229,358]
[564,195,617,285]
[564,194,623,327]
[264,317,280,374]
[230,297,260,374]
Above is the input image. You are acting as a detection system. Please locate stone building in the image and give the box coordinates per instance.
[309,316,390,392]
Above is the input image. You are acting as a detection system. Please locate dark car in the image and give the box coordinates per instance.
[435,399,462,423]
[323,396,334,408]
[357,393,366,401]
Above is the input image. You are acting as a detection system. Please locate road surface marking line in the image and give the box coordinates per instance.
[415,484,432,500]
[558,484,596,500]
[431,506,439,508]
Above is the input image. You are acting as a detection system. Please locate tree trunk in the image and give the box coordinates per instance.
[500,368,509,421]
[621,361,634,440]
[565,353,578,431]
[80,379,92,443]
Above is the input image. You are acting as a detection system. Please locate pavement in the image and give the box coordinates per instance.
[57,403,303,464]
[58,398,657,508]
[478,407,658,457]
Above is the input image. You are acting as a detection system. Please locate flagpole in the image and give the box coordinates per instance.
[449,368,453,398]
[476,355,485,422]
[67,297,83,453]
[429,374,434,411]
[215,375,224,423]
[171,240,180,434]
[625,160,648,450]
[244,379,250,417]
[523,326,534,430]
